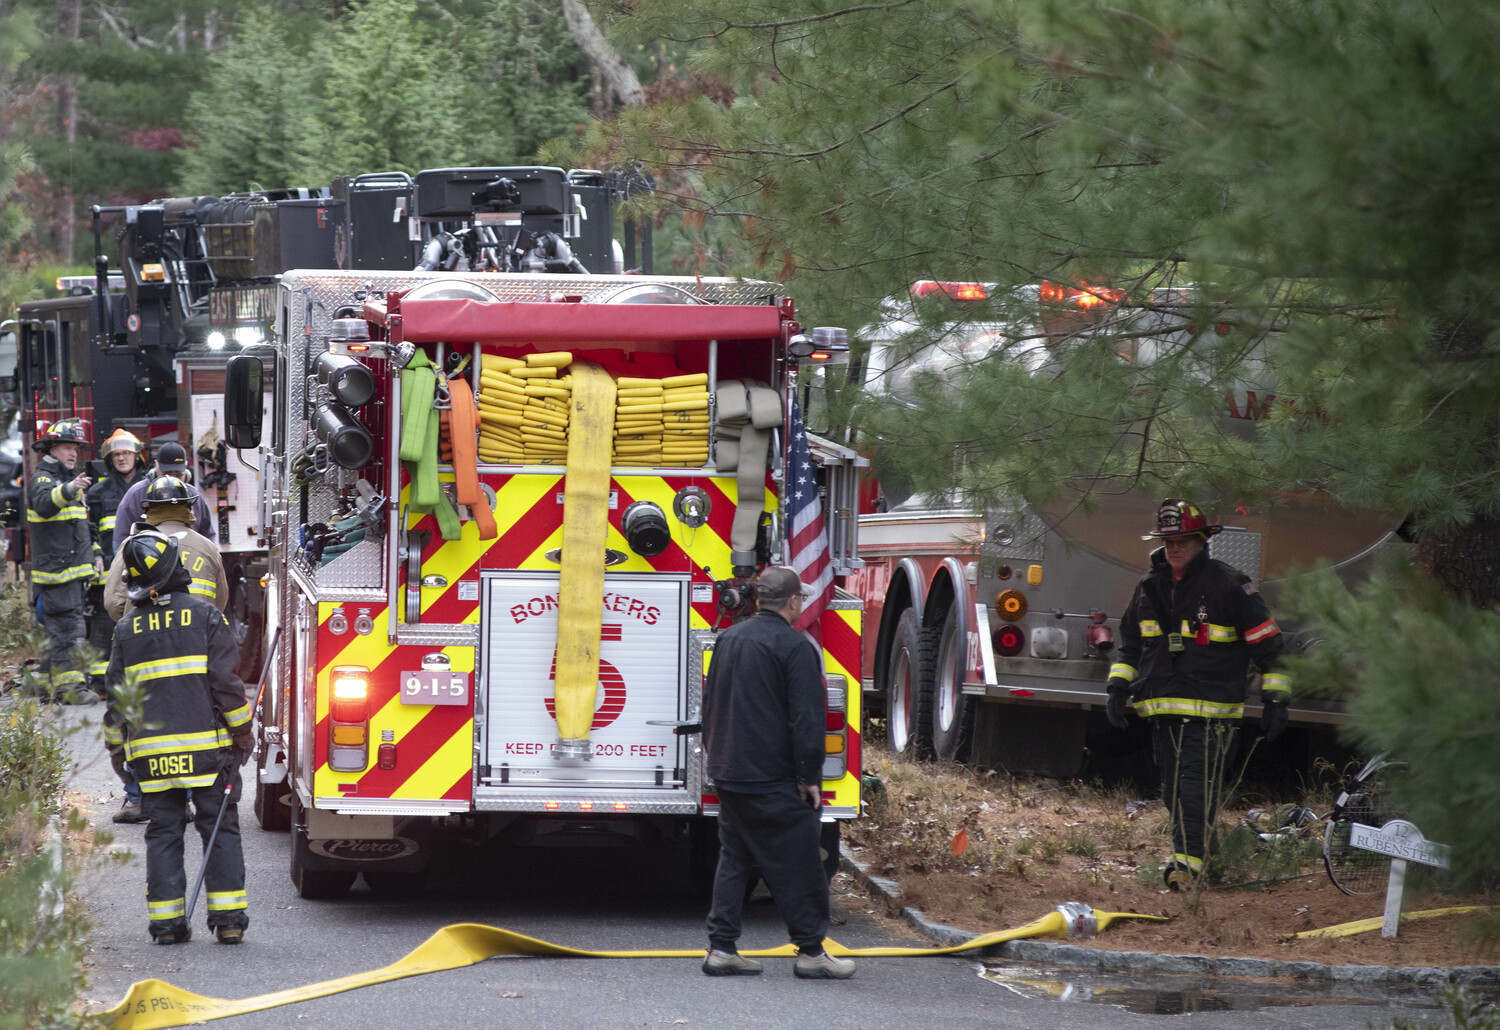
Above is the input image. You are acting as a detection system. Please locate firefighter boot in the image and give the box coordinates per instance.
[151,924,192,945]
[216,926,244,945]
[1164,864,1198,893]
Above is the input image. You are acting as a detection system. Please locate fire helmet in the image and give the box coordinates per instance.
[1143,499,1221,541]
[122,530,181,603]
[143,475,194,509]
[100,428,144,459]
[33,418,90,453]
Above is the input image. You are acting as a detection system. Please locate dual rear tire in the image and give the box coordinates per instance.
[883,604,972,762]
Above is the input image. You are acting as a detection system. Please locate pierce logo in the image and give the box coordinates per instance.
[307,836,420,862]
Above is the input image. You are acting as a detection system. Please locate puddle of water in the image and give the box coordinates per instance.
[978,963,1496,1015]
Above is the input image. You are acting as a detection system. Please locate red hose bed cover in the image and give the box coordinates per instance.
[396,298,783,344]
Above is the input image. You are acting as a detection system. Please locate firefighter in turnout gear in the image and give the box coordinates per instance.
[104,530,251,944]
[1104,500,1290,891]
[27,418,103,701]
[103,475,227,623]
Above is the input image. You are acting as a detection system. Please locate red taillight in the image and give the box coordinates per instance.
[826,712,846,731]
[997,565,1013,581]
[328,665,370,772]
[910,280,988,301]
[1040,280,1126,308]
[377,742,397,769]
[994,624,1025,657]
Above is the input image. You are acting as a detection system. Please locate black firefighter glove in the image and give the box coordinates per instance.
[1260,700,1289,742]
[230,730,255,767]
[1105,680,1134,731]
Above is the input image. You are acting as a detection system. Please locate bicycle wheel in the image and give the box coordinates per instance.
[1323,763,1401,895]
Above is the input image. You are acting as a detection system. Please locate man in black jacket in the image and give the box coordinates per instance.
[105,530,252,944]
[700,566,853,980]
[1105,500,1290,892]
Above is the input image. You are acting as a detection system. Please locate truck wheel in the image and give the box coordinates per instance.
[918,604,973,762]
[290,801,356,899]
[886,609,930,756]
[228,576,263,683]
[253,747,291,832]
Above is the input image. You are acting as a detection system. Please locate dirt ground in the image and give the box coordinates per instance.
[842,753,1500,969]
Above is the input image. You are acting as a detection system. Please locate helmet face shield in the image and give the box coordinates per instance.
[123,530,181,602]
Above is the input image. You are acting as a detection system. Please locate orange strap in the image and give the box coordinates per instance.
[440,376,497,540]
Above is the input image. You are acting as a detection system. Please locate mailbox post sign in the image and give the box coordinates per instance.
[1349,819,1451,938]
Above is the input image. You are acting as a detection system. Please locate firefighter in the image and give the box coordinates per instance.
[104,530,251,944]
[85,429,146,690]
[27,418,102,702]
[104,475,227,623]
[112,442,212,541]
[1104,499,1290,891]
[101,474,227,824]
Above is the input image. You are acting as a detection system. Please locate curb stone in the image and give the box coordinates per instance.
[839,847,1500,986]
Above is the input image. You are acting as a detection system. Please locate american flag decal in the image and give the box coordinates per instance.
[787,397,833,632]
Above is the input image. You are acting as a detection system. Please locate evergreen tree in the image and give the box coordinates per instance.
[175,5,322,193]
[0,8,38,310]
[594,0,1500,880]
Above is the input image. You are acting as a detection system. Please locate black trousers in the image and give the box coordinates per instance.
[707,785,828,952]
[1152,718,1239,874]
[38,581,85,695]
[84,584,115,687]
[140,757,248,935]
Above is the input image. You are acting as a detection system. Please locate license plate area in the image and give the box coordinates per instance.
[399,671,470,706]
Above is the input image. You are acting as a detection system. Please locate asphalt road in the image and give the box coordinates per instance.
[54,704,1440,1029]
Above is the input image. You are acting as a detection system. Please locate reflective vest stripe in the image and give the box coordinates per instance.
[1244,618,1281,643]
[101,515,117,532]
[125,728,230,759]
[189,578,217,598]
[104,724,124,746]
[1108,662,1137,682]
[1138,619,1162,636]
[140,773,219,791]
[27,507,88,523]
[1261,671,1291,699]
[222,704,252,729]
[1133,697,1244,720]
[32,563,95,584]
[126,656,210,684]
[1171,852,1205,872]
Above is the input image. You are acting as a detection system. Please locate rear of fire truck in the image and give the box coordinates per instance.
[233,177,862,897]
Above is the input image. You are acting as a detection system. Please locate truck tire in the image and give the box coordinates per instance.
[252,720,291,831]
[227,574,263,683]
[886,608,929,756]
[290,800,356,899]
[918,604,973,762]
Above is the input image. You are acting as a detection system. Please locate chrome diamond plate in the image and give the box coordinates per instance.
[395,624,481,647]
[1210,529,1263,583]
[988,511,1048,561]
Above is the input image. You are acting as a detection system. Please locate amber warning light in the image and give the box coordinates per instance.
[910,280,988,301]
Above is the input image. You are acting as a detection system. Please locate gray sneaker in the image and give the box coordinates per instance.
[794,951,855,979]
[702,949,763,976]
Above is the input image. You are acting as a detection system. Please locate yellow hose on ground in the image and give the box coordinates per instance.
[99,908,1165,1029]
[552,361,615,746]
[1293,905,1491,939]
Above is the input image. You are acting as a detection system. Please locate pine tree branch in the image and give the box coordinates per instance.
[664,0,924,43]
[94,4,161,51]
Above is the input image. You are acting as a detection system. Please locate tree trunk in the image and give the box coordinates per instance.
[56,0,81,261]
[1418,515,1500,607]
[559,0,643,109]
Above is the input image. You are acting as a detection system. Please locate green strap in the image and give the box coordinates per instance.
[399,353,461,540]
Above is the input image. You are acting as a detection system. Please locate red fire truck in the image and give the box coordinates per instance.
[848,281,1404,776]
[225,256,865,897]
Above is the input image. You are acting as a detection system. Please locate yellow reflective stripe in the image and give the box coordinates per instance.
[101,515,117,532]
[1261,672,1291,698]
[1133,697,1244,720]
[104,725,124,746]
[1138,620,1161,636]
[222,704,252,729]
[207,890,248,911]
[189,578,217,597]
[1107,663,1137,682]
[1171,853,1204,872]
[141,773,219,791]
[147,898,186,918]
[50,484,68,509]
[88,660,109,675]
[1206,623,1237,643]
[27,506,89,523]
[126,656,209,684]
[32,563,95,583]
[50,670,86,687]
[125,728,230,759]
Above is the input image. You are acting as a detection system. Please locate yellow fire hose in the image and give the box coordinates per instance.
[99,906,1164,1029]
[553,361,616,750]
[1294,904,1491,940]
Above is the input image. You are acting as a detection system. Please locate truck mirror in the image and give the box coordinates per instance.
[224,354,264,450]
